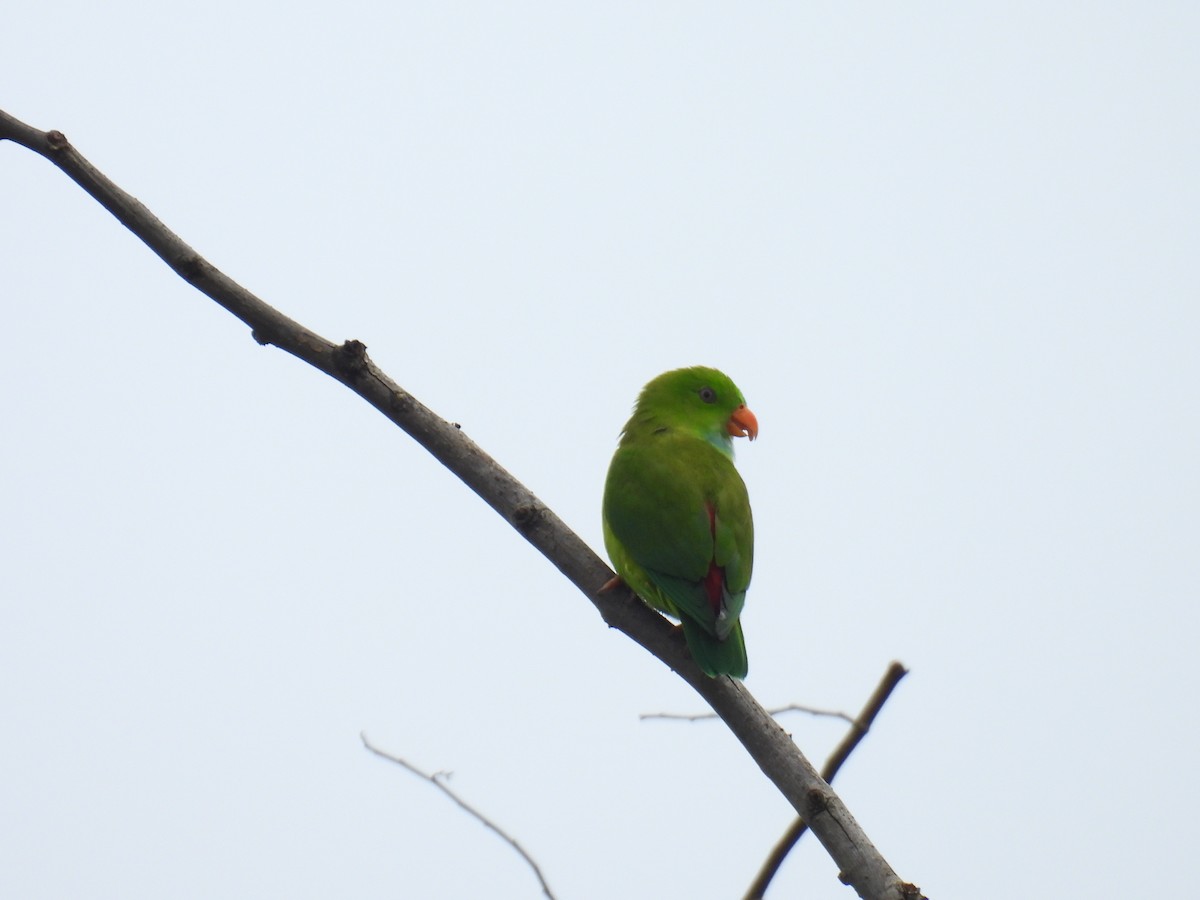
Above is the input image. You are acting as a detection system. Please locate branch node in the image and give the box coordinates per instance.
[178,254,208,283]
[46,129,68,150]
[804,786,829,819]
[511,503,542,534]
[332,339,369,380]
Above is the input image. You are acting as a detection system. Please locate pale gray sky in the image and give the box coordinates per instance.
[3,3,1198,898]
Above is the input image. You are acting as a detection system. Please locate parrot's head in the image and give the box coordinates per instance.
[628,366,758,456]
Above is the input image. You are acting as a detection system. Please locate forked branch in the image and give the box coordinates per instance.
[745,661,910,899]
[0,108,921,900]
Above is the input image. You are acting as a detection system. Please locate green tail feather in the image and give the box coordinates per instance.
[680,617,748,679]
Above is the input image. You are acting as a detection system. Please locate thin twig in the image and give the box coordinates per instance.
[361,733,557,900]
[641,703,856,724]
[744,661,910,900]
[0,108,919,900]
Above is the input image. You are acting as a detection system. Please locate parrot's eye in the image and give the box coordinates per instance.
[699,387,717,403]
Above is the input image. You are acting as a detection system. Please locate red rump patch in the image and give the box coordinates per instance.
[704,502,724,617]
[704,562,724,617]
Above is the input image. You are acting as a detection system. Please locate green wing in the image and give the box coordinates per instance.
[603,431,753,663]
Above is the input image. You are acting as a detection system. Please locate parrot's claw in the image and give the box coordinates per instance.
[598,574,624,593]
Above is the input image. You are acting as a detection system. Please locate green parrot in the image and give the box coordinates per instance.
[602,366,757,678]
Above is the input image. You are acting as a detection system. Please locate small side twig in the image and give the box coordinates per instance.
[640,703,856,725]
[361,733,557,900]
[744,661,909,900]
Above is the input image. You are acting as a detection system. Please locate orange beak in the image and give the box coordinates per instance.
[727,404,759,441]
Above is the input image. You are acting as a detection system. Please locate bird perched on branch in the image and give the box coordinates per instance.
[602,366,757,678]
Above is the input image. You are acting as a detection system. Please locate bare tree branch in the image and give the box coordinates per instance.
[0,108,922,900]
[744,661,910,900]
[361,733,557,900]
[641,703,857,724]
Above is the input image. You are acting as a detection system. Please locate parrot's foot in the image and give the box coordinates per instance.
[598,574,624,593]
